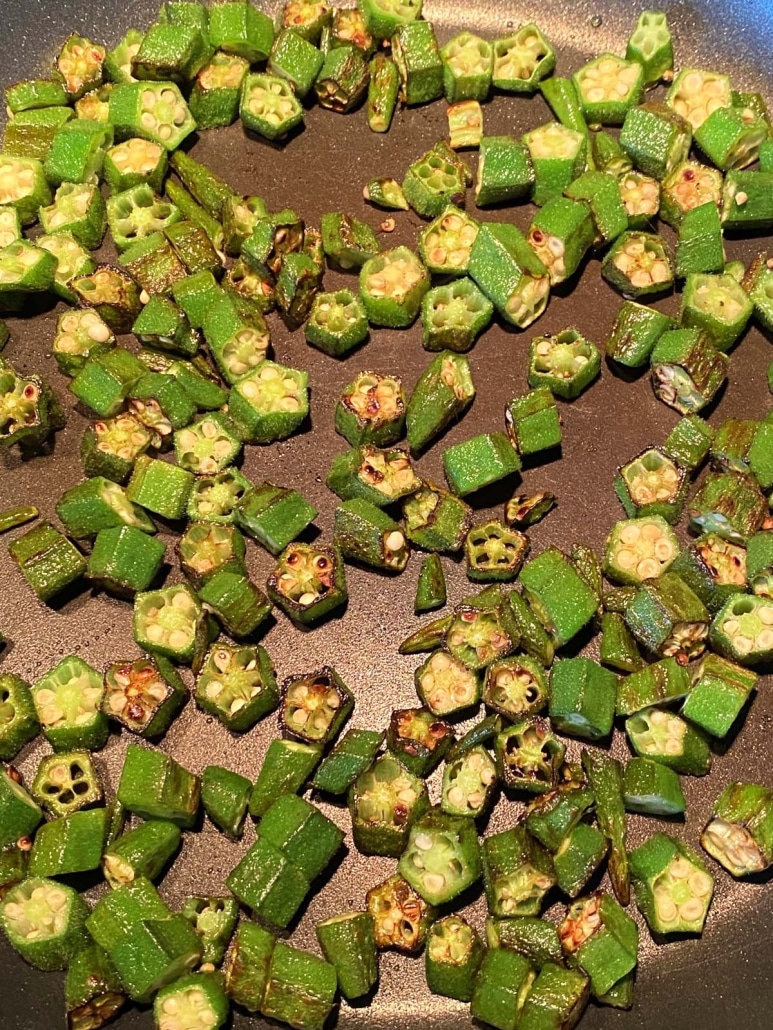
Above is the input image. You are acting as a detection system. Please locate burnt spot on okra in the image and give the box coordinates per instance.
[350,753,428,857]
[279,667,353,745]
[387,707,454,777]
[366,873,435,953]
[444,601,518,670]
[103,657,184,737]
[495,717,565,794]
[335,371,406,448]
[483,655,548,721]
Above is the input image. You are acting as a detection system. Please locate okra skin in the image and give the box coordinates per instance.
[605,301,674,369]
[629,832,714,936]
[260,941,337,1030]
[367,53,399,132]
[64,942,126,1030]
[625,708,712,776]
[226,836,311,929]
[249,739,322,819]
[558,892,638,998]
[316,911,378,1000]
[623,757,686,817]
[519,547,598,647]
[312,727,383,794]
[549,657,617,741]
[117,743,200,828]
[201,765,252,838]
[701,782,773,877]
[0,674,39,761]
[525,786,594,853]
[471,947,536,1030]
[258,793,344,882]
[223,920,276,1012]
[29,808,109,877]
[102,819,181,888]
[482,823,556,917]
[0,768,42,849]
[519,960,590,1030]
[582,750,629,906]
[554,824,608,898]
[425,914,482,1002]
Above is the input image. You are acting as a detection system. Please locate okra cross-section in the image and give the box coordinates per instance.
[666,67,732,131]
[31,750,102,818]
[527,328,601,400]
[133,583,208,666]
[701,782,773,877]
[399,807,482,905]
[495,718,565,795]
[174,412,242,475]
[267,542,347,626]
[614,447,687,524]
[468,221,550,328]
[109,81,196,151]
[625,708,711,775]
[419,206,479,275]
[334,498,410,571]
[603,515,680,585]
[359,246,430,327]
[415,650,481,717]
[710,593,773,665]
[0,673,39,761]
[602,231,674,297]
[196,643,279,732]
[387,706,454,778]
[32,656,108,753]
[558,892,638,998]
[0,877,90,970]
[328,442,420,506]
[279,667,353,746]
[349,753,428,856]
[445,596,519,670]
[305,288,369,357]
[482,824,556,917]
[465,520,529,582]
[104,656,185,738]
[335,371,406,447]
[240,72,304,140]
[483,655,548,721]
[366,873,435,953]
[421,279,493,354]
[493,24,555,93]
[629,832,714,935]
[228,360,308,444]
[442,745,497,818]
[177,523,246,587]
[153,971,229,1030]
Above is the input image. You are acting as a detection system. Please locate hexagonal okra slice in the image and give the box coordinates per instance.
[279,667,353,745]
[710,593,773,665]
[0,240,56,292]
[527,329,601,400]
[0,372,49,445]
[111,82,196,151]
[625,708,711,775]
[615,447,686,524]
[106,184,181,252]
[133,583,207,665]
[445,603,517,670]
[701,782,773,877]
[483,655,548,721]
[629,833,714,934]
[103,656,185,737]
[492,24,554,93]
[618,171,660,228]
[419,206,479,275]
[228,361,308,444]
[603,516,680,585]
[602,231,674,297]
[666,67,731,130]
[239,73,303,140]
[55,34,106,99]
[104,138,167,192]
[465,520,530,582]
[0,155,51,226]
[351,756,428,858]
[573,54,643,125]
[188,469,250,524]
[0,877,90,970]
[267,543,347,626]
[174,413,242,475]
[153,972,228,1030]
[398,810,481,905]
[177,523,245,587]
[32,657,107,753]
[31,751,102,818]
[359,246,429,328]
[415,650,480,716]
[661,161,724,228]
[441,746,497,818]
[84,413,153,481]
[335,371,406,447]
[195,643,279,732]
[366,873,434,953]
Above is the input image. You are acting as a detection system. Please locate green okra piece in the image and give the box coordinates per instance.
[201,765,252,838]
[233,482,316,557]
[387,707,453,778]
[626,707,711,775]
[0,505,38,534]
[56,477,155,540]
[153,972,229,1030]
[349,752,428,856]
[44,117,114,187]
[418,649,483,718]
[0,155,51,226]
[268,29,323,98]
[165,219,221,277]
[415,554,446,613]
[681,652,757,738]
[403,482,472,554]
[317,911,378,1000]
[465,520,529,583]
[258,793,344,882]
[407,351,475,454]
[420,278,493,353]
[103,655,186,739]
[495,718,565,796]
[442,32,492,103]
[321,211,379,271]
[312,727,383,795]
[86,877,169,951]
[38,232,96,304]
[418,206,479,276]
[260,941,337,1030]
[528,329,600,400]
[29,807,109,877]
[505,492,556,529]
[226,836,311,929]
[64,943,126,1030]
[554,825,609,899]
[129,22,211,84]
[425,915,482,1002]
[615,656,690,716]
[471,947,536,1030]
[127,455,194,520]
[548,658,617,741]
[188,51,249,128]
[605,300,674,368]
[721,171,773,230]
[181,896,239,967]
[522,121,587,207]
[626,11,673,85]
[526,198,595,286]
[88,525,166,596]
[367,871,436,953]
[599,612,644,673]
[240,72,303,140]
[131,370,199,433]
[743,252,773,333]
[1,877,90,971]
[0,768,42,849]
[710,593,773,666]
[564,169,627,245]
[663,413,714,473]
[249,739,322,819]
[70,346,146,419]
[619,102,691,184]
[363,176,408,210]
[602,230,674,297]
[2,107,74,164]
[102,819,181,889]
[492,23,555,93]
[266,541,348,627]
[623,757,686,817]
[31,751,102,819]
[574,53,643,125]
[629,832,714,935]
[335,371,405,448]
[223,920,276,1011]
[483,653,547,722]
[117,743,200,828]
[359,245,429,327]
[603,515,679,587]
[305,288,368,357]
[442,432,520,497]
[624,572,710,661]
[172,271,224,330]
[524,785,594,853]
[681,271,753,352]
[505,389,562,458]
[446,99,484,149]
[227,360,307,445]
[398,807,481,905]
[334,498,409,571]
[486,916,562,969]
[31,656,107,753]
[581,750,629,906]
[518,547,598,647]
[446,713,502,762]
[540,76,588,139]
[0,675,38,762]
[106,914,204,1004]
[676,200,725,278]
[748,531,773,598]
[441,743,497,817]
[688,470,766,543]
[279,667,352,747]
[198,568,272,639]
[109,80,196,152]
[482,823,555,917]
[669,533,748,615]
[119,232,188,297]
[520,960,590,1030]
[5,77,69,113]
[701,782,773,877]
[445,590,520,670]
[694,104,768,171]
[220,194,268,257]
[391,20,443,106]
[402,144,467,219]
[357,0,421,40]
[614,447,688,525]
[165,180,224,251]
[468,220,550,327]
[314,44,369,112]
[558,893,638,998]
[650,328,729,416]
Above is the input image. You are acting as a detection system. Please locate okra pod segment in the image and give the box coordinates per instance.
[441,745,498,819]
[104,655,186,738]
[558,892,638,998]
[582,750,629,906]
[117,743,200,828]
[465,520,529,583]
[701,782,773,877]
[30,751,102,819]
[528,328,601,400]
[415,649,481,718]
[403,481,472,553]
[444,591,519,670]
[267,542,348,626]
[102,819,181,888]
[495,718,565,795]
[64,943,126,1030]
[316,911,378,1000]
[688,470,766,543]
[615,656,691,717]
[387,706,454,778]
[629,832,714,935]
[279,667,353,746]
[623,756,686,817]
[367,53,399,133]
[426,914,483,1002]
[441,32,492,103]
[366,872,435,954]
[681,652,756,738]
[709,593,773,666]
[468,220,550,327]
[574,54,644,125]
[626,707,711,775]
[0,877,90,970]
[482,823,556,917]
[196,644,279,732]
[492,24,555,94]
[602,230,674,298]
[349,753,428,856]
[614,446,688,525]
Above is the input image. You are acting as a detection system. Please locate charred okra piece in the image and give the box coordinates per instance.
[602,230,674,297]
[528,328,600,399]
[391,21,443,105]
[31,657,107,753]
[201,766,252,838]
[614,447,687,524]
[663,413,714,473]
[305,288,368,357]
[623,757,685,817]
[625,708,711,775]
[482,823,555,917]
[367,53,399,132]
[249,739,322,819]
[549,658,616,741]
[72,265,142,333]
[102,819,181,888]
[196,644,278,732]
[582,750,629,906]
[334,498,409,571]
[64,943,126,1030]
[117,743,200,828]
[483,655,547,722]
[366,873,435,953]
[316,911,378,1001]
[710,593,773,666]
[615,656,691,716]
[486,916,562,967]
[441,746,497,818]
[629,832,714,935]
[495,718,565,795]
[520,961,590,1029]
[0,366,64,453]
[416,648,482,719]
[624,571,710,660]
[387,707,453,778]
[465,521,529,582]
[505,492,556,528]
[0,877,90,970]
[349,752,429,855]
[688,470,766,543]
[153,972,229,1030]
[701,782,773,877]
[603,515,679,585]
[335,371,405,448]
[267,542,348,626]
[527,198,595,286]
[525,786,594,853]
[605,301,674,369]
[403,482,472,553]
[670,532,747,614]
[519,547,598,647]
[444,593,519,671]
[559,893,638,998]
[468,221,550,327]
[103,656,185,739]
[314,44,369,112]
[223,919,275,1011]
[321,211,379,270]
[279,668,353,747]
[682,272,753,352]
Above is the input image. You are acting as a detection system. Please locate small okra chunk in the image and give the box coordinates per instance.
[312,727,384,795]
[465,520,529,582]
[127,455,195,520]
[198,567,272,639]
[0,209,21,253]
[505,389,562,459]
[0,767,42,850]
[445,595,519,670]
[31,751,101,818]
[55,34,106,99]
[391,21,443,105]
[4,77,68,114]
[468,220,550,326]
[249,739,322,819]
[103,656,186,739]
[104,137,168,193]
[442,745,497,819]
[109,81,196,151]
[0,877,90,971]
[335,371,405,448]
[117,743,200,828]
[721,169,773,231]
[443,432,521,498]
[221,194,268,257]
[195,644,279,732]
[399,807,481,906]
[37,232,95,303]
[403,481,472,553]
[748,531,773,598]
[173,412,242,475]
[441,32,492,103]
[320,211,379,271]
[629,832,714,934]
[603,515,680,585]
[688,470,766,543]
[332,7,374,53]
[88,525,166,596]
[710,593,773,666]
[414,554,447,614]
[133,583,208,667]
[72,265,142,333]
[495,718,565,795]
[279,667,353,746]
[574,53,644,125]
[182,895,240,965]
[426,915,483,1003]
[153,971,229,1030]
[44,118,113,188]
[420,278,493,354]
[119,231,188,297]
[522,121,586,208]
[526,197,595,286]
[327,444,419,506]
[663,413,714,473]
[614,446,687,524]
[202,291,269,386]
[56,476,156,539]
[80,412,152,484]
[334,498,410,571]
[482,823,556,916]
[675,200,724,279]
[234,482,316,555]
[694,104,768,171]
[366,872,435,953]
[626,10,673,85]
[559,893,638,999]
[316,911,378,1002]
[190,50,251,127]
[240,73,302,143]
[402,146,467,220]
[408,354,476,458]
[701,782,773,878]
[70,346,146,419]
[104,27,144,84]
[0,155,51,226]
[130,372,199,442]
[492,23,555,93]
[681,271,753,353]
[0,240,57,295]
[227,360,308,445]
[682,652,757,738]
[520,961,591,1028]
[314,44,369,112]
[660,160,723,229]
[0,373,64,454]
[305,288,368,357]
[483,655,548,722]
[471,948,536,1030]
[624,571,710,661]
[64,942,127,1030]
[267,542,348,626]
[106,184,181,253]
[102,818,181,889]
[602,230,674,297]
[615,657,691,718]
[744,252,773,332]
[359,245,430,327]
[564,169,628,245]
[619,102,692,182]
[364,176,409,211]
[527,328,601,400]
[419,205,479,275]
[387,707,454,778]
[605,300,674,369]
[28,807,109,877]
[525,785,595,852]
[32,656,107,753]
[666,67,731,130]
[618,169,660,229]
[625,707,711,775]
[259,794,344,882]
[177,522,246,587]
[223,921,276,1013]
[367,51,400,133]
[670,532,747,614]
[275,251,322,329]
[201,766,252,838]
[548,658,617,741]
[350,753,428,856]
[600,611,646,671]
[623,757,686,817]
[519,547,599,647]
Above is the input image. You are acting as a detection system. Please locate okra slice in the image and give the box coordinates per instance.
[387,706,454,778]
[625,708,711,775]
[72,265,142,333]
[3,108,75,165]
[614,446,687,524]
[399,807,481,906]
[334,498,410,571]
[617,169,660,229]
[200,765,251,839]
[0,210,21,255]
[30,751,101,820]
[482,824,555,916]
[415,650,480,717]
[117,743,200,828]
[505,393,562,462]
[549,657,617,741]
[107,914,204,1004]
[519,547,598,647]
[31,656,107,753]
[465,520,529,583]
[55,34,106,99]
[445,595,519,670]
[469,220,550,326]
[391,21,443,105]
[316,911,378,1001]
[420,278,493,354]
[0,674,40,762]
[262,941,338,1030]
[527,328,600,399]
[305,288,368,357]
[56,477,156,540]
[334,371,405,448]
[258,793,344,884]
[659,160,723,231]
[0,155,51,226]
[349,753,428,856]
[488,28,548,96]
[694,104,768,171]
[104,137,168,193]
[675,200,724,279]
[559,893,638,998]
[748,532,773,599]
[221,195,268,257]
[28,806,109,877]
[225,260,276,313]
[663,413,714,473]
[249,739,321,819]
[195,644,278,732]
[626,9,673,84]
[441,32,492,103]
[619,102,692,184]
[624,571,710,660]
[615,656,691,717]
[181,896,239,966]
[495,718,565,795]
[87,525,166,596]
[0,767,41,850]
[402,145,467,220]
[414,554,447,614]
[366,872,434,953]
[173,412,241,476]
[278,667,353,746]
[102,819,181,889]
[527,198,594,286]
[483,655,548,722]
[37,232,95,303]
[153,971,229,1030]
[681,271,753,352]
[104,27,144,84]
[603,515,679,585]
[367,52,399,132]
[359,245,429,327]
[485,916,562,969]
[80,412,151,484]
[0,877,90,970]
[581,750,629,906]
[682,652,756,738]
[103,655,185,739]
[701,782,773,877]
[403,481,472,553]
[134,583,208,667]
[314,44,369,112]
[222,920,275,1012]
[312,727,383,795]
[330,6,373,53]
[688,470,766,543]
[267,30,323,99]
[320,211,379,271]
[363,177,409,211]
[109,81,196,151]
[177,523,245,588]
[130,371,200,441]
[524,786,594,853]
[629,832,714,935]
[233,482,316,555]
[198,567,272,640]
[106,184,181,253]
[666,66,732,131]
[9,517,86,602]
[670,533,747,614]
[86,877,169,950]
[428,915,484,1003]
[64,942,126,1030]
[228,361,308,445]
[0,240,56,295]
[267,542,348,626]
[471,948,536,1030]
[710,594,773,666]
[623,757,686,817]
[602,230,674,297]
[441,744,497,819]
[418,206,478,275]
[202,291,269,386]
[5,77,68,113]
[573,54,644,125]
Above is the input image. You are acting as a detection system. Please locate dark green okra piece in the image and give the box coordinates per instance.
[471,948,536,1030]
[223,920,275,1011]
[0,674,40,761]
[189,51,250,127]
[233,482,316,557]
[334,498,409,571]
[195,643,278,732]
[391,20,443,105]
[624,571,710,661]
[505,388,562,458]
[367,53,399,132]
[249,739,322,819]
[64,943,126,1030]
[681,652,757,738]
[317,911,378,1001]
[482,823,556,917]
[548,658,617,741]
[663,413,714,473]
[525,785,595,853]
[465,520,529,583]
[441,744,497,818]
[425,915,482,1002]
[688,470,766,543]
[676,200,725,278]
[701,782,773,877]
[558,892,638,998]
[599,612,644,672]
[56,477,155,539]
[519,960,590,1030]
[267,542,348,627]
[605,301,674,369]
[483,654,547,723]
[349,752,428,856]
[0,767,42,850]
[359,245,430,327]
[334,371,406,448]
[258,793,344,882]
[528,328,601,400]
[629,832,714,935]
[305,288,368,357]
[403,482,472,553]
[88,525,166,596]
[626,707,711,775]
[475,135,533,206]
[582,750,629,906]
[260,941,337,1030]
[182,897,239,968]
[103,914,204,1004]
[312,727,383,795]
[670,532,748,614]
[103,655,186,739]
[398,807,481,905]
[152,972,229,1030]
[407,352,475,454]
[117,743,200,828]
[201,765,252,839]
[486,916,562,969]
[199,568,272,639]
[102,819,181,888]
[615,656,691,716]
[519,547,598,647]
[623,757,686,817]
[443,432,521,497]
[415,554,446,613]
[29,807,109,877]
[226,835,311,929]
[526,198,595,286]
[614,447,688,525]
[0,877,90,970]
[495,718,565,796]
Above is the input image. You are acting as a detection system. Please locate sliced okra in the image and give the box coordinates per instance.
[505,388,562,459]
[119,231,188,297]
[420,278,493,354]
[403,481,472,553]
[465,520,529,582]
[228,361,308,444]
[268,29,323,98]
[258,793,344,882]
[0,768,42,851]
[599,612,644,672]
[441,745,497,819]
[626,10,673,85]
[614,446,688,524]
[198,567,272,639]
[694,104,768,171]
[402,146,467,219]
[483,655,548,722]
[0,240,56,294]
[663,414,714,474]
[177,522,245,587]
[425,915,483,1004]
[316,911,378,1001]
[495,718,565,795]
[55,34,106,99]
[675,200,725,278]
[88,525,166,596]
[37,232,94,303]
[619,102,692,183]
[602,230,674,297]
[564,169,627,245]
[249,738,322,819]
[549,657,617,741]
[710,593,773,666]
[328,445,419,509]
[625,707,711,775]
[195,644,278,732]
[618,169,660,229]
[623,756,686,817]
[366,872,435,954]
[624,571,710,660]
[72,265,142,333]
[279,667,352,746]
[200,765,252,839]
[414,554,447,614]
[314,43,369,111]
[387,707,454,778]
[482,823,555,917]
[527,197,595,285]
[4,77,68,113]
[44,118,114,188]
[444,597,518,671]
[519,547,598,647]
[398,807,481,906]
[104,28,144,84]
[222,920,276,1012]
[441,32,492,103]
[330,6,374,53]
[688,470,766,543]
[267,542,347,626]
[56,476,155,540]
[312,727,383,795]
[103,656,185,739]
[349,753,428,856]
[748,532,773,598]
[524,785,594,853]
[559,893,638,998]
[130,371,199,439]
[31,656,107,753]
[468,221,550,327]
[666,67,731,130]
[225,260,276,313]
[471,948,536,1030]
[603,515,679,585]
[274,251,321,328]
[0,371,64,453]
[81,412,152,483]
[492,24,554,93]
[660,160,723,231]
[2,107,75,165]
[0,155,51,226]
[133,582,208,667]
[521,121,586,207]
[670,533,747,614]
[30,751,101,819]
[419,205,479,275]
[189,51,249,128]
[528,328,600,399]
[64,943,126,1030]
[391,21,443,105]
[153,971,229,1030]
[102,819,181,889]
[701,782,773,877]
[165,181,224,252]
[0,877,90,970]
[681,271,752,352]
[117,743,200,828]
[321,211,379,270]
[681,652,756,738]
[407,354,475,458]
[221,195,268,258]
[109,81,196,151]
[629,832,714,934]
[28,807,109,877]
[181,896,239,966]
[173,412,241,476]
[605,301,672,369]
[442,432,521,498]
[334,371,405,448]
[363,177,409,211]
[305,288,368,357]
[574,53,643,125]
[581,750,629,906]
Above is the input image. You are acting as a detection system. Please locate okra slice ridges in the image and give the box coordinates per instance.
[574,54,643,125]
[441,33,492,105]
[558,892,638,998]
[195,643,279,732]
[626,10,673,85]
[366,872,435,953]
[335,371,405,448]
[626,707,711,775]
[492,24,555,94]
[445,600,518,670]
[701,782,773,877]
[629,832,714,934]
[602,231,674,297]
[615,447,687,525]
[465,520,529,583]
[482,823,556,917]
[0,877,90,970]
[350,753,428,857]
[415,650,480,717]
[174,412,241,475]
[30,750,102,818]
[279,666,353,745]
[666,67,731,130]
[710,593,773,665]
[359,245,430,327]
[109,81,196,151]
[32,656,107,752]
[528,328,601,400]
